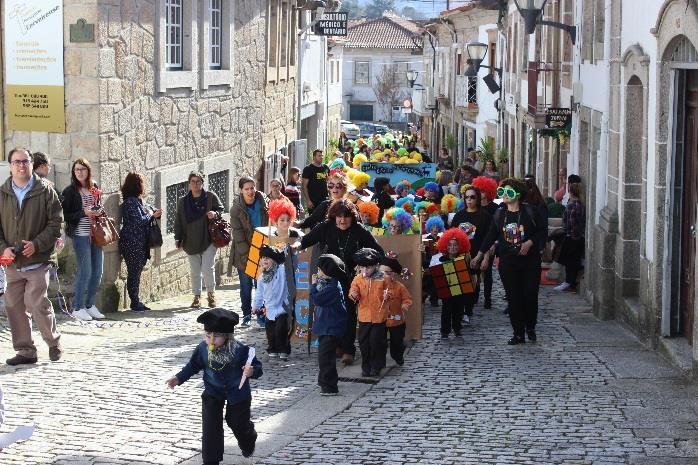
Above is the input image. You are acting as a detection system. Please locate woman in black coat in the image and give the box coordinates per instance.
[297,199,384,365]
[471,178,545,345]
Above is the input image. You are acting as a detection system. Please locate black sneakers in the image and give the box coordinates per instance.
[6,354,37,365]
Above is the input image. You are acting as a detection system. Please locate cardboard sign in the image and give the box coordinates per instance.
[292,248,312,340]
[375,234,423,340]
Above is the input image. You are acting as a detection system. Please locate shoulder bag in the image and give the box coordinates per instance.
[148,216,163,248]
[208,214,232,248]
[92,212,120,247]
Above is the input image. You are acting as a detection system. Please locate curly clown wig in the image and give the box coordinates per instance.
[395,180,411,197]
[415,187,425,197]
[472,176,498,202]
[358,202,380,225]
[328,158,346,171]
[352,153,368,168]
[437,227,471,255]
[440,194,458,214]
[426,203,441,217]
[351,171,371,189]
[382,207,414,234]
[395,197,415,214]
[415,200,431,214]
[424,182,440,195]
[269,198,297,223]
[425,216,445,233]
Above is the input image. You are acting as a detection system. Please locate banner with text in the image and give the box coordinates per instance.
[359,162,437,189]
[4,0,65,132]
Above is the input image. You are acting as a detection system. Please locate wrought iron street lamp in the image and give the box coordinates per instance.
[464,42,501,94]
[406,70,419,88]
[513,0,576,44]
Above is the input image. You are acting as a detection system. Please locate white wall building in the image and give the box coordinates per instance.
[341,12,423,124]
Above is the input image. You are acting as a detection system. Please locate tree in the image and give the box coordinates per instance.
[401,6,425,19]
[364,0,397,18]
[373,65,407,122]
[342,0,364,18]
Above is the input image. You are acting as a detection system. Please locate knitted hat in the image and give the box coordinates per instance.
[379,255,402,274]
[197,308,239,333]
[260,245,285,264]
[353,248,382,266]
[317,254,346,280]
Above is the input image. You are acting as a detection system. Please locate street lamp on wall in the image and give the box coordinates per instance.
[406,70,419,88]
[513,0,576,44]
[464,41,501,94]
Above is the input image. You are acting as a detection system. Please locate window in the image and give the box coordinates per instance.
[355,61,370,85]
[166,181,189,234]
[467,77,477,104]
[280,0,289,68]
[267,0,296,82]
[269,0,279,68]
[166,0,183,70]
[208,170,229,207]
[209,0,222,69]
[394,62,408,87]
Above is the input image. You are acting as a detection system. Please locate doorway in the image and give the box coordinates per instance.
[670,69,698,344]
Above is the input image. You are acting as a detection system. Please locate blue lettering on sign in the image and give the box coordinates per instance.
[360,163,437,187]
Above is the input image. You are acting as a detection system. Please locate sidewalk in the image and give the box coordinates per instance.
[0,280,696,464]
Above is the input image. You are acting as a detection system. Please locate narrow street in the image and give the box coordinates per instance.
[1,280,696,465]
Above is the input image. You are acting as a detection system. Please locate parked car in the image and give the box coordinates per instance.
[355,121,390,136]
[340,120,360,139]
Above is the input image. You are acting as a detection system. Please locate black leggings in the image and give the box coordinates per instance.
[358,322,387,373]
[318,335,340,392]
[265,314,290,354]
[121,243,147,309]
[499,266,541,338]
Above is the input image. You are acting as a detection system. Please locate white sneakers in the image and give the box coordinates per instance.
[72,308,93,321]
[72,305,105,321]
[463,314,471,325]
[554,282,572,291]
[86,305,105,319]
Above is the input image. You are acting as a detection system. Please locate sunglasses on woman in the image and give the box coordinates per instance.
[327,183,346,189]
[464,195,477,200]
[496,186,519,199]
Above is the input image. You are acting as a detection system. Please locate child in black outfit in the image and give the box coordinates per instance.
[311,254,348,396]
[167,308,263,464]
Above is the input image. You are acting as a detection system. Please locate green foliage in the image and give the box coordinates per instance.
[342,0,365,18]
[497,146,509,164]
[445,134,457,151]
[477,137,495,163]
[365,0,397,18]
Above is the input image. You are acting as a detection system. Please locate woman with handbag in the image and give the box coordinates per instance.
[554,182,586,292]
[61,158,106,321]
[119,173,162,312]
[174,171,224,309]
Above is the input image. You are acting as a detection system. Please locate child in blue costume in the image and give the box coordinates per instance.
[167,308,263,464]
[311,254,348,396]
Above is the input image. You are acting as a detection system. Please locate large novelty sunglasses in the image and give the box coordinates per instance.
[496,186,520,199]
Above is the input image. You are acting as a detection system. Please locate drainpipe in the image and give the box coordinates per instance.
[424,28,438,157]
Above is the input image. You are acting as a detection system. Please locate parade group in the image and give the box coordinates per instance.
[0,131,585,463]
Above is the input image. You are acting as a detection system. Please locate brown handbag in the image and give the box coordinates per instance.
[91,213,120,247]
[208,214,232,248]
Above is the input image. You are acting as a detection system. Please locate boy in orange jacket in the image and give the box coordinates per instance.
[379,254,412,366]
[349,248,388,377]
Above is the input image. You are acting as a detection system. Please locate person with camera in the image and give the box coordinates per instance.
[119,173,162,312]
[61,158,106,321]
[174,172,224,309]
[0,147,63,365]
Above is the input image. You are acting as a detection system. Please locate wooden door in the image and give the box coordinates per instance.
[680,71,698,343]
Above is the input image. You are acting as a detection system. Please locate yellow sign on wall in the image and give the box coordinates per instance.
[3,1,65,133]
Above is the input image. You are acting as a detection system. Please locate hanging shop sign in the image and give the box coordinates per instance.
[4,0,65,132]
[545,107,572,130]
[316,12,348,36]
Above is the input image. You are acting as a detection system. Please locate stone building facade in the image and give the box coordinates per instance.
[1,0,298,311]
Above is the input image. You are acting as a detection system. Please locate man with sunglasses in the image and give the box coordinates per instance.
[472,178,545,345]
[0,147,63,365]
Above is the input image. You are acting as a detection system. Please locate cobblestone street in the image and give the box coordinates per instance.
[1,281,697,465]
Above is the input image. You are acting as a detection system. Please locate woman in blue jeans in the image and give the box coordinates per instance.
[61,158,105,321]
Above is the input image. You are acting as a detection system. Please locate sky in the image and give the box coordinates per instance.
[354,0,474,18]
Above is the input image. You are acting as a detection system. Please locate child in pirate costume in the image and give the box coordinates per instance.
[167,309,262,463]
[311,254,348,396]
[349,248,389,377]
[379,253,412,366]
[252,245,291,360]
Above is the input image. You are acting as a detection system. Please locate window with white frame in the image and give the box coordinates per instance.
[354,61,370,85]
[166,0,183,70]
[394,61,408,87]
[267,0,296,82]
[209,0,222,69]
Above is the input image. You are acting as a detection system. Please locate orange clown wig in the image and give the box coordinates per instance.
[358,202,380,225]
[437,227,471,255]
[269,198,297,223]
[472,176,498,202]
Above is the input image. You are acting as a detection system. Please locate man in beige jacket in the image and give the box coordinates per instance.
[0,147,63,365]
